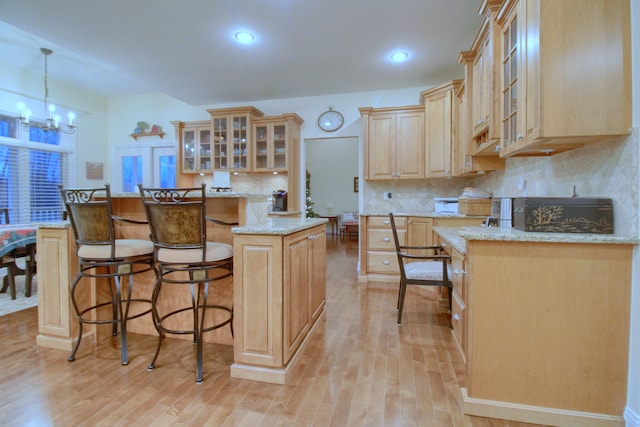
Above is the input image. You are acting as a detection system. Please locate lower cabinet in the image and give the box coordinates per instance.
[360,215,407,282]
[232,224,326,384]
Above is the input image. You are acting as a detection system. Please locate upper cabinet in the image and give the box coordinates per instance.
[420,80,462,178]
[253,113,303,173]
[497,0,631,157]
[460,0,503,157]
[360,106,425,181]
[172,120,213,174]
[207,106,264,171]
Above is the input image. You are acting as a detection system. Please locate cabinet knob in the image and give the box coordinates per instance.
[383,260,390,265]
[383,237,390,242]
[453,313,460,321]
[383,220,389,225]
[517,134,524,140]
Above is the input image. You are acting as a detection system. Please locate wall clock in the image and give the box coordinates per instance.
[317,106,344,132]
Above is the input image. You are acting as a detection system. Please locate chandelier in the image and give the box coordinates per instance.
[16,48,76,134]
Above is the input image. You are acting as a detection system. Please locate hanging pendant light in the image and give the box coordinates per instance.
[16,48,76,134]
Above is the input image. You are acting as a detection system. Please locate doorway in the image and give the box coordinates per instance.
[305,136,359,220]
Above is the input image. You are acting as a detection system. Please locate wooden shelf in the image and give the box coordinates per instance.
[129,132,165,140]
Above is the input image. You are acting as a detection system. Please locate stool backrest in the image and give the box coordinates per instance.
[58,184,115,257]
[138,184,207,258]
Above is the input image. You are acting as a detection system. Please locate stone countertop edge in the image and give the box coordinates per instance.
[233,218,328,235]
[109,191,268,199]
[434,226,639,254]
[361,212,486,219]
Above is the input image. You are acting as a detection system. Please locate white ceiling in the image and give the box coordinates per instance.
[0,0,483,106]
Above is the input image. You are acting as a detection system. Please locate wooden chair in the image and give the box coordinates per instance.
[138,183,235,383]
[59,184,156,365]
[0,208,37,299]
[388,213,452,325]
[339,211,359,239]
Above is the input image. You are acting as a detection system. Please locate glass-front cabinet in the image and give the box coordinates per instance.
[253,114,303,173]
[172,120,212,174]
[208,106,264,172]
[253,121,287,172]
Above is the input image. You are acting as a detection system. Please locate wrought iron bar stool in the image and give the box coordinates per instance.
[59,184,156,364]
[138,183,235,383]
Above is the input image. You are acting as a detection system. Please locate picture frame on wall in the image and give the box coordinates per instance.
[354,177,359,193]
[86,161,104,180]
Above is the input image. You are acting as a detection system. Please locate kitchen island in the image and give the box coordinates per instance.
[36,191,269,350]
[434,226,638,427]
[36,192,327,384]
[231,217,327,384]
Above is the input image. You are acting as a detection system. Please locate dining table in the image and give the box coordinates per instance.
[0,224,37,300]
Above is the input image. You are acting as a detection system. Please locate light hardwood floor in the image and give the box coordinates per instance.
[0,235,547,427]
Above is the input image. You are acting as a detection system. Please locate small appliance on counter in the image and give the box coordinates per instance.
[490,197,514,228]
[434,198,459,214]
[513,197,613,233]
[271,190,288,212]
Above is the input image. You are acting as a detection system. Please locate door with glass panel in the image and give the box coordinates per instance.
[112,144,176,192]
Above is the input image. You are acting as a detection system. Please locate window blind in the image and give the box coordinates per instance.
[0,114,70,223]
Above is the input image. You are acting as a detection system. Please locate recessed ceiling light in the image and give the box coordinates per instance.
[389,50,410,63]
[234,31,256,44]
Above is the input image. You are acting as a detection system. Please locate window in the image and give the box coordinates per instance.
[0,114,72,223]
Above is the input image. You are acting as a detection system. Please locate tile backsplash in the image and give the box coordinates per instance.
[363,129,638,237]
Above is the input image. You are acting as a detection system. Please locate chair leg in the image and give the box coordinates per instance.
[68,275,83,362]
[148,279,165,372]
[397,281,408,324]
[2,263,17,300]
[448,286,452,312]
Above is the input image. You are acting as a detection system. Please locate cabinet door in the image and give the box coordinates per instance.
[367,113,396,180]
[396,112,425,179]
[182,127,197,172]
[425,90,453,177]
[408,217,433,248]
[283,231,310,363]
[253,121,288,172]
[230,114,250,171]
[499,1,526,156]
[308,227,326,323]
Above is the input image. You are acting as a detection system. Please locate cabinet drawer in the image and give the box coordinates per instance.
[368,216,407,229]
[367,251,399,274]
[368,229,404,250]
[450,249,465,300]
[451,290,465,358]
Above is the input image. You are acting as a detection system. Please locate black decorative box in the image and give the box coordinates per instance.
[513,197,613,234]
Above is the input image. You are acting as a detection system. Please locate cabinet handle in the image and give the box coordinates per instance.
[383,237,390,242]
[517,133,524,140]
[453,313,460,321]
[383,220,390,225]
[383,260,390,265]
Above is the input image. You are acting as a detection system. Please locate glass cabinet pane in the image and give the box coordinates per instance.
[273,124,286,169]
[254,124,268,170]
[182,129,196,171]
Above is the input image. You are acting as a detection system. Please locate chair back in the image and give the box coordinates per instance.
[59,185,116,257]
[138,184,208,262]
[388,212,407,280]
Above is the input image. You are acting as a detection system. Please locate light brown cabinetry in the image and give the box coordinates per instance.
[360,106,425,180]
[463,239,632,426]
[172,120,213,174]
[359,215,406,282]
[252,113,303,173]
[420,80,462,178]
[232,224,326,384]
[497,0,631,157]
[207,106,264,171]
[359,216,483,283]
[439,237,467,362]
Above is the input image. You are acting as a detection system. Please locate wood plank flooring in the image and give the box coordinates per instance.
[0,235,548,426]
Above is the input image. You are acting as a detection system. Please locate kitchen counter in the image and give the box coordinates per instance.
[434,225,639,255]
[360,212,486,219]
[432,225,637,426]
[232,217,327,235]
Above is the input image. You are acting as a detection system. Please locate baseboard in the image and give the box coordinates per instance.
[461,387,625,427]
[625,406,640,427]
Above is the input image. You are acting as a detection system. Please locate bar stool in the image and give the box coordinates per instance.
[137,183,234,383]
[59,184,156,365]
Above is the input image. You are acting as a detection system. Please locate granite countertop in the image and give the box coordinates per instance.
[362,212,486,219]
[110,191,268,199]
[434,225,639,254]
[232,217,328,235]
